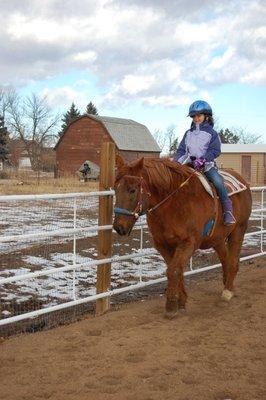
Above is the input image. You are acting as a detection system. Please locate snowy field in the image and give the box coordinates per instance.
[0,193,265,319]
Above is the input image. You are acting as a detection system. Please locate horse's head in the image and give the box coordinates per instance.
[113,155,150,236]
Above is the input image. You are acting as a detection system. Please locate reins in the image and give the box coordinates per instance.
[147,172,194,214]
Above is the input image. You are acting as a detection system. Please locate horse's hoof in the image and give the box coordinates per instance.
[221,289,234,301]
[165,299,178,313]
[164,310,178,320]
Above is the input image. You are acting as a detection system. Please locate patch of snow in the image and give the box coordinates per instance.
[1,310,12,316]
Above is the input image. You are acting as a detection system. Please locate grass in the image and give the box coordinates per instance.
[0,170,99,195]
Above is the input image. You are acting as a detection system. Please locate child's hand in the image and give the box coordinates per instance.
[192,157,206,171]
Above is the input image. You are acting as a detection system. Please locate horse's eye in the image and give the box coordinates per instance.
[129,188,136,195]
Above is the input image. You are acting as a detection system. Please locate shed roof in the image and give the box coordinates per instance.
[55,115,161,152]
[221,144,266,153]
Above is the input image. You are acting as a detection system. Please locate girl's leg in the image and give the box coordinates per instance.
[204,168,235,225]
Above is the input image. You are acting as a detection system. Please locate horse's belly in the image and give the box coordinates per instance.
[199,228,233,249]
[148,220,189,247]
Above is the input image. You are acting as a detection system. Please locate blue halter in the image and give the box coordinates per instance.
[114,206,145,219]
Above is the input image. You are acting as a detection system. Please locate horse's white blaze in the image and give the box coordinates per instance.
[221,289,234,301]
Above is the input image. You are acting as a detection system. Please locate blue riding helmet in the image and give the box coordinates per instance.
[188,100,213,117]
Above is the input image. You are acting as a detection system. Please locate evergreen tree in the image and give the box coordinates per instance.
[85,101,98,115]
[219,128,239,144]
[0,116,9,162]
[59,103,81,136]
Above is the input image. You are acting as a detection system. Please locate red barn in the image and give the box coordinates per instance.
[54,115,161,175]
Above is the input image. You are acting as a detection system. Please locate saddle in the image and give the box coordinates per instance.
[192,169,247,198]
[191,169,247,237]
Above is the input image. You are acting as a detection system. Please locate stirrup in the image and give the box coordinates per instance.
[223,211,236,225]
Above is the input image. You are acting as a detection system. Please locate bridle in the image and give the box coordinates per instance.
[114,177,151,220]
[114,172,195,220]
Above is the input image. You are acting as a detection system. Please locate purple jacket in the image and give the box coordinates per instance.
[173,121,221,171]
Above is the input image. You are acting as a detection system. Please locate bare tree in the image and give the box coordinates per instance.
[214,116,261,144]
[0,88,9,119]
[153,124,178,155]
[165,124,177,156]
[236,128,261,144]
[153,129,167,152]
[6,91,59,170]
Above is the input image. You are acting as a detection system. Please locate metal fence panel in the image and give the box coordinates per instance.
[0,188,265,329]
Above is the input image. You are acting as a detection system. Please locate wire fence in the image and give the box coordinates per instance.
[0,187,265,335]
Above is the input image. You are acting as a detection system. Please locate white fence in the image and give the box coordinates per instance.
[0,187,265,328]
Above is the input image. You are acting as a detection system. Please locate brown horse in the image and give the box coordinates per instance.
[113,155,252,319]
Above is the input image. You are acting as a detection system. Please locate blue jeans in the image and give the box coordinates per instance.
[204,167,228,202]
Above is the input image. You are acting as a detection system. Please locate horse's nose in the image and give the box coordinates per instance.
[114,224,127,236]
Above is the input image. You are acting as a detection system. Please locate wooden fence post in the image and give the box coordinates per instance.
[96,142,115,315]
[256,161,259,185]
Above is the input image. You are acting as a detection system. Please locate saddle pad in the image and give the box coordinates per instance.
[220,170,247,196]
[192,169,247,198]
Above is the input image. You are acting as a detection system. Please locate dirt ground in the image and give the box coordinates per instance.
[0,261,265,400]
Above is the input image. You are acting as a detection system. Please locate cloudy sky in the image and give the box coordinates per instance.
[1,0,265,140]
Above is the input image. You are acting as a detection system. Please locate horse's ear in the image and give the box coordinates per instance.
[131,157,144,172]
[116,154,125,169]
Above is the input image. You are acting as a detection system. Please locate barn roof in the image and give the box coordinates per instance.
[221,144,266,153]
[55,115,161,152]
[92,115,161,152]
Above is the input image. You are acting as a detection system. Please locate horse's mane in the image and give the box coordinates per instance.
[137,158,192,196]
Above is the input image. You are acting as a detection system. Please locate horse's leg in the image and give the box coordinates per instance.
[214,241,229,285]
[164,241,195,319]
[222,224,247,301]
[153,241,175,266]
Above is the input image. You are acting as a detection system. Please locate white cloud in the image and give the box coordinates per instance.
[208,47,235,70]
[241,66,266,85]
[121,74,156,95]
[41,86,88,109]
[174,21,219,46]
[73,79,93,87]
[7,14,77,43]
[198,90,212,103]
[142,95,191,107]
[0,0,265,107]
[72,51,97,63]
[253,26,266,40]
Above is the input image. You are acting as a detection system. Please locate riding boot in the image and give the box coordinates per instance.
[222,198,236,225]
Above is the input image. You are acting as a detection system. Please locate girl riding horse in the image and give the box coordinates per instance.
[174,100,235,225]
[114,154,252,319]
